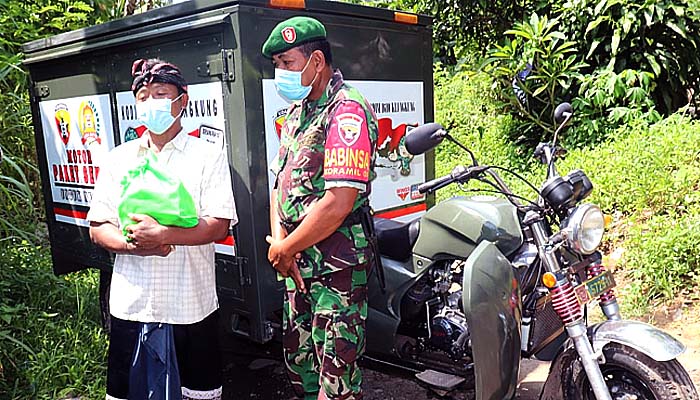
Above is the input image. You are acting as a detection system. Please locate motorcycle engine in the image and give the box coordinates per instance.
[429,303,470,359]
[401,260,471,360]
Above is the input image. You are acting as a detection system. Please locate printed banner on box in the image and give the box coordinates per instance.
[116,81,226,148]
[262,80,426,220]
[39,94,116,224]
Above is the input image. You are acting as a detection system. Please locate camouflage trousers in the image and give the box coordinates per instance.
[283,263,369,400]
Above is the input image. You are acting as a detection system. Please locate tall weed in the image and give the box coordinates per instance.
[0,242,107,399]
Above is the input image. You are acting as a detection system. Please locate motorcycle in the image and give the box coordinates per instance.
[364,103,699,399]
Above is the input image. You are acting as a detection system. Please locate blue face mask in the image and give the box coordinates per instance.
[274,57,317,102]
[136,94,183,135]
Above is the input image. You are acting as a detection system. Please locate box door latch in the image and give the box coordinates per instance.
[34,85,50,99]
[232,256,250,286]
[197,49,235,82]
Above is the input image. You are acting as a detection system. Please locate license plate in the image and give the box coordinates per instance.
[574,271,616,305]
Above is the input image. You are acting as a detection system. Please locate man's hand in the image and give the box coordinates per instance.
[265,235,306,293]
[126,242,174,257]
[125,214,167,249]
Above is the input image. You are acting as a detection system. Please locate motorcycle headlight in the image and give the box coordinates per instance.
[564,204,605,254]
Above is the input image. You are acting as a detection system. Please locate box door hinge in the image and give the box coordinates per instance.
[197,49,235,82]
[34,84,50,99]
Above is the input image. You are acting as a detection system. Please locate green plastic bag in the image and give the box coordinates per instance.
[118,150,198,236]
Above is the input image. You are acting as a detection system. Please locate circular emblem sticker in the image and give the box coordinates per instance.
[281,27,297,44]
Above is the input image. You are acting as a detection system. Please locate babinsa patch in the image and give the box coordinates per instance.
[335,113,363,147]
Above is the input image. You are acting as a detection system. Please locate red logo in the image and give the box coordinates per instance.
[281,27,297,44]
[396,186,410,200]
[54,103,71,146]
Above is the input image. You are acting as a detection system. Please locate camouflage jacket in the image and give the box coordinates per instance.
[274,69,378,278]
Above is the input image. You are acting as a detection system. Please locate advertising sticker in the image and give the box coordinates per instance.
[39,94,116,226]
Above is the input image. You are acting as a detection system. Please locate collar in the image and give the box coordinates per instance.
[138,128,187,152]
[303,68,344,110]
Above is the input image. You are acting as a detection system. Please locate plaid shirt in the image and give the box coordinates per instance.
[87,129,236,324]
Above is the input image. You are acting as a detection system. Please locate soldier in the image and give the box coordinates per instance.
[262,16,379,400]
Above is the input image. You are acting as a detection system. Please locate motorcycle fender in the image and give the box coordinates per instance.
[539,320,686,399]
[462,241,521,400]
[590,319,685,362]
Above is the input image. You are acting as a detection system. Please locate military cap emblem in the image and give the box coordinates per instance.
[281,27,297,44]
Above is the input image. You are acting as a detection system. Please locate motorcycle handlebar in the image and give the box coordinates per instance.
[417,172,456,194]
[418,165,484,194]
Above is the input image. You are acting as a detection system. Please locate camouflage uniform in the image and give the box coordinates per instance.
[273,69,378,399]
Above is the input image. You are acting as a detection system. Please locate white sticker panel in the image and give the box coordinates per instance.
[38,94,116,212]
[262,80,426,218]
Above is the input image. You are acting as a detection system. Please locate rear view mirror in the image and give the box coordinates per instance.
[405,122,446,155]
[554,102,573,126]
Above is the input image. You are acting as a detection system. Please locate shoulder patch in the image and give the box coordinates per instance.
[335,113,364,147]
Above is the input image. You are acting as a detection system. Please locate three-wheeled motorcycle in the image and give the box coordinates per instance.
[362,103,699,399]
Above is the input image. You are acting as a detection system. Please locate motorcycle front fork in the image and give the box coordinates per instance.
[530,219,623,400]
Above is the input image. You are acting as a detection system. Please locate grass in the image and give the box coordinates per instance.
[0,241,107,400]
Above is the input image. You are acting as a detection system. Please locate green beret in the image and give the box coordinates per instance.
[262,16,327,58]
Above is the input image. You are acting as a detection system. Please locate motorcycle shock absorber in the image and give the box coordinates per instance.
[546,272,614,400]
[586,258,622,321]
[548,273,583,324]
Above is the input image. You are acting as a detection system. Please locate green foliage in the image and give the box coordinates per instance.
[569,68,662,146]
[623,212,700,309]
[559,115,700,215]
[343,0,542,65]
[482,13,586,147]
[555,0,700,115]
[0,155,37,241]
[0,242,107,399]
[0,0,122,240]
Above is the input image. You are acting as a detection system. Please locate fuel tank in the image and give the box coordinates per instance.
[412,196,523,261]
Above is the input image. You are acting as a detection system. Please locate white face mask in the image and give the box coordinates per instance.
[274,56,317,102]
[136,94,184,135]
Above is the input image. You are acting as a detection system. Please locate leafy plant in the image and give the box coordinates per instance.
[555,0,700,115]
[568,68,662,146]
[482,13,586,147]
[340,0,543,65]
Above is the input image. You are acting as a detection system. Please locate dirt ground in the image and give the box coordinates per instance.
[220,301,700,399]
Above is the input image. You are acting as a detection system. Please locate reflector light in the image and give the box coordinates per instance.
[269,0,306,9]
[604,214,613,229]
[542,272,557,288]
[394,11,418,24]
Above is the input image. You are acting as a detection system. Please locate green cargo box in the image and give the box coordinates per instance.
[23,0,433,343]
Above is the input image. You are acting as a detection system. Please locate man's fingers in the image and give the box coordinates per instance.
[129,213,146,222]
[289,264,306,293]
[265,235,275,245]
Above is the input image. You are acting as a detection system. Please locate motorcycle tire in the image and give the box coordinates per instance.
[569,342,699,400]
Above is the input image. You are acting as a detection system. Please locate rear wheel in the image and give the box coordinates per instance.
[571,343,698,400]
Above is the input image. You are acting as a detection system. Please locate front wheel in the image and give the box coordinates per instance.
[570,343,698,400]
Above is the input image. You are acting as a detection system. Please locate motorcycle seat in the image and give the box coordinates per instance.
[373,217,420,261]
